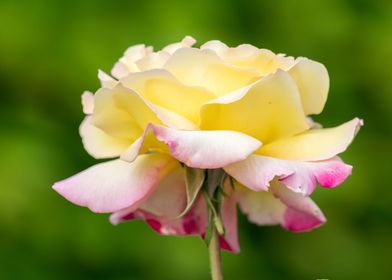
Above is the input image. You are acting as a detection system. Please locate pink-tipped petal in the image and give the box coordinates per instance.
[220,179,240,253]
[274,184,326,232]
[236,182,326,232]
[151,125,261,169]
[260,118,363,161]
[53,154,176,213]
[121,124,261,169]
[225,155,352,195]
[110,196,208,236]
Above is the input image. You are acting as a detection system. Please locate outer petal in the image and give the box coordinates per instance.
[80,116,132,159]
[110,195,208,236]
[201,70,310,143]
[259,118,363,161]
[236,182,326,232]
[52,154,176,213]
[138,162,186,218]
[81,91,94,115]
[219,179,240,253]
[121,124,262,169]
[98,70,118,89]
[164,48,260,96]
[225,155,352,195]
[288,58,329,115]
[274,183,326,232]
[111,44,153,78]
[162,35,196,54]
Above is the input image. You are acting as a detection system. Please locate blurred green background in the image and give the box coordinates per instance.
[1,0,391,279]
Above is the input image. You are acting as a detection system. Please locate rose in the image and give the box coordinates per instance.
[53,36,362,254]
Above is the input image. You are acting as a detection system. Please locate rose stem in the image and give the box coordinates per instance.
[209,224,223,280]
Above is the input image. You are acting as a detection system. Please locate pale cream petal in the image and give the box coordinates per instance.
[162,35,196,54]
[98,70,118,88]
[164,48,260,96]
[80,116,132,159]
[81,91,94,115]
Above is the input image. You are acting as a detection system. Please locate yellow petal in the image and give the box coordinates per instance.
[288,58,329,115]
[91,84,160,140]
[164,48,260,96]
[121,69,214,124]
[259,118,363,161]
[200,70,309,143]
[80,116,132,159]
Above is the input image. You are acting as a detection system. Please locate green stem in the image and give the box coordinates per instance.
[209,224,223,280]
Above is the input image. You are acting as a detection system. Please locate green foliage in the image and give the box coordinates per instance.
[1,0,391,279]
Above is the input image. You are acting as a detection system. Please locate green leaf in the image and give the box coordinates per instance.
[177,167,205,218]
[202,189,225,237]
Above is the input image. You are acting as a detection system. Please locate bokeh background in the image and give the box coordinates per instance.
[1,0,391,279]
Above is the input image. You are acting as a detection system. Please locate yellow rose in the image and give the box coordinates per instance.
[54,36,362,252]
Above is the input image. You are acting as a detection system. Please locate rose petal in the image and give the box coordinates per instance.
[135,51,171,71]
[81,91,94,115]
[226,154,352,195]
[288,58,329,115]
[139,162,187,218]
[220,179,240,253]
[53,154,176,213]
[201,70,310,143]
[121,123,261,169]
[236,182,326,232]
[260,118,363,161]
[98,70,118,89]
[274,183,326,232]
[121,69,215,124]
[162,35,196,55]
[110,195,208,236]
[164,48,260,96]
[80,116,132,159]
[201,41,295,75]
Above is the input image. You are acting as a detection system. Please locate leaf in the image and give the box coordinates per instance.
[177,167,205,218]
[202,189,225,237]
[207,169,225,196]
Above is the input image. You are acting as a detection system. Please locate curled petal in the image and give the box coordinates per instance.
[288,58,329,115]
[53,154,176,213]
[260,118,363,161]
[80,116,132,159]
[225,155,352,195]
[121,69,215,124]
[121,124,262,169]
[236,182,326,232]
[274,183,326,231]
[201,40,295,75]
[164,48,260,96]
[201,70,310,143]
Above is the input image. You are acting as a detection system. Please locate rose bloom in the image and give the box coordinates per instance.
[53,36,362,252]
